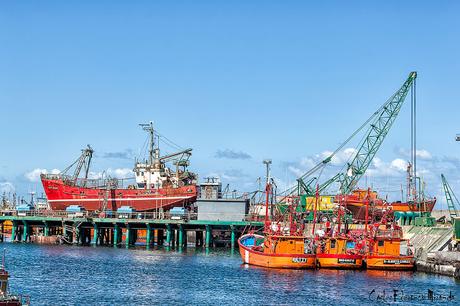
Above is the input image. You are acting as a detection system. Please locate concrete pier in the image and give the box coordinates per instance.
[417,252,460,278]
[0,212,263,250]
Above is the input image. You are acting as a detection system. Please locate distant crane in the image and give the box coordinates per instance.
[440,174,460,220]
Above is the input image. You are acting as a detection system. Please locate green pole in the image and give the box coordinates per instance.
[74,227,80,245]
[166,224,171,247]
[44,222,49,237]
[22,221,29,242]
[91,223,98,246]
[178,224,184,248]
[113,224,119,248]
[146,223,151,249]
[205,225,211,248]
[125,225,130,248]
[11,221,17,242]
[230,225,236,249]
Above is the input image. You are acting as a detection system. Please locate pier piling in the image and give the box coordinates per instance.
[0,212,263,250]
[92,223,98,246]
[205,225,212,248]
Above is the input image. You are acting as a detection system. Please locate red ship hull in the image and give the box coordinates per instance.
[341,191,436,221]
[346,200,437,220]
[41,177,197,212]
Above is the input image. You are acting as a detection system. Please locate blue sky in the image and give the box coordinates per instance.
[1,1,459,209]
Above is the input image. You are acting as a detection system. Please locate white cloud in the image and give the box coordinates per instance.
[299,157,316,169]
[25,168,61,182]
[320,147,357,165]
[390,158,408,172]
[397,147,432,160]
[288,166,304,177]
[366,157,409,178]
[111,168,133,178]
[416,149,432,160]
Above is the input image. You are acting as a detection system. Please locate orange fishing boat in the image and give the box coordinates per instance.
[316,236,364,269]
[238,160,316,269]
[314,189,364,269]
[364,211,415,270]
[238,233,316,269]
[365,239,414,270]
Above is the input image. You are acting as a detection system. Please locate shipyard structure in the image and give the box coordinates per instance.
[1,72,460,275]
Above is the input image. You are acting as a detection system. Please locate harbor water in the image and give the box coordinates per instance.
[5,243,460,305]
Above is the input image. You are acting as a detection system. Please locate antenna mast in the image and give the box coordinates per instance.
[139,121,155,165]
[263,159,272,232]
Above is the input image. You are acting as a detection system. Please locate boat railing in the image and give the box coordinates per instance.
[375,229,403,239]
[42,173,136,189]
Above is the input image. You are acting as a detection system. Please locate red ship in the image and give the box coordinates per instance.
[339,164,436,220]
[339,189,435,221]
[41,122,198,212]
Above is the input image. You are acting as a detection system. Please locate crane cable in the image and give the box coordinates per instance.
[279,99,388,197]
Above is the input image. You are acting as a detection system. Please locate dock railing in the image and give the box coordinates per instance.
[0,209,262,222]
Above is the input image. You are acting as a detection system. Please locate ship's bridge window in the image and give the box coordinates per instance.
[378,240,384,247]
[330,239,336,248]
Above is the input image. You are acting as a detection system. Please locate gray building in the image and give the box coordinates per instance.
[196,198,249,221]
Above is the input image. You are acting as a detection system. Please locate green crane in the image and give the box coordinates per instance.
[296,71,417,197]
[441,174,459,220]
[339,72,417,194]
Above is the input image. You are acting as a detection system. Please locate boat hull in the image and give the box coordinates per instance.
[238,234,316,269]
[346,199,436,220]
[316,254,363,269]
[41,177,197,212]
[365,255,415,270]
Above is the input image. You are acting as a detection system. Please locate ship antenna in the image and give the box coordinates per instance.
[139,121,155,165]
[263,159,272,232]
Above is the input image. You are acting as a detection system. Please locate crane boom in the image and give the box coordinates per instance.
[159,148,192,162]
[61,145,94,184]
[339,71,417,194]
[294,72,417,197]
[441,174,459,219]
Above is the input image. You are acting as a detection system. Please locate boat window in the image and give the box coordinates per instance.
[378,240,384,247]
[330,239,336,248]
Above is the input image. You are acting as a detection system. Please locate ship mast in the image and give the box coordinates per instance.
[263,159,272,232]
[139,121,155,165]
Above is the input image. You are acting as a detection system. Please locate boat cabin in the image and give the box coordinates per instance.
[317,237,361,255]
[264,236,314,255]
[369,238,410,256]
